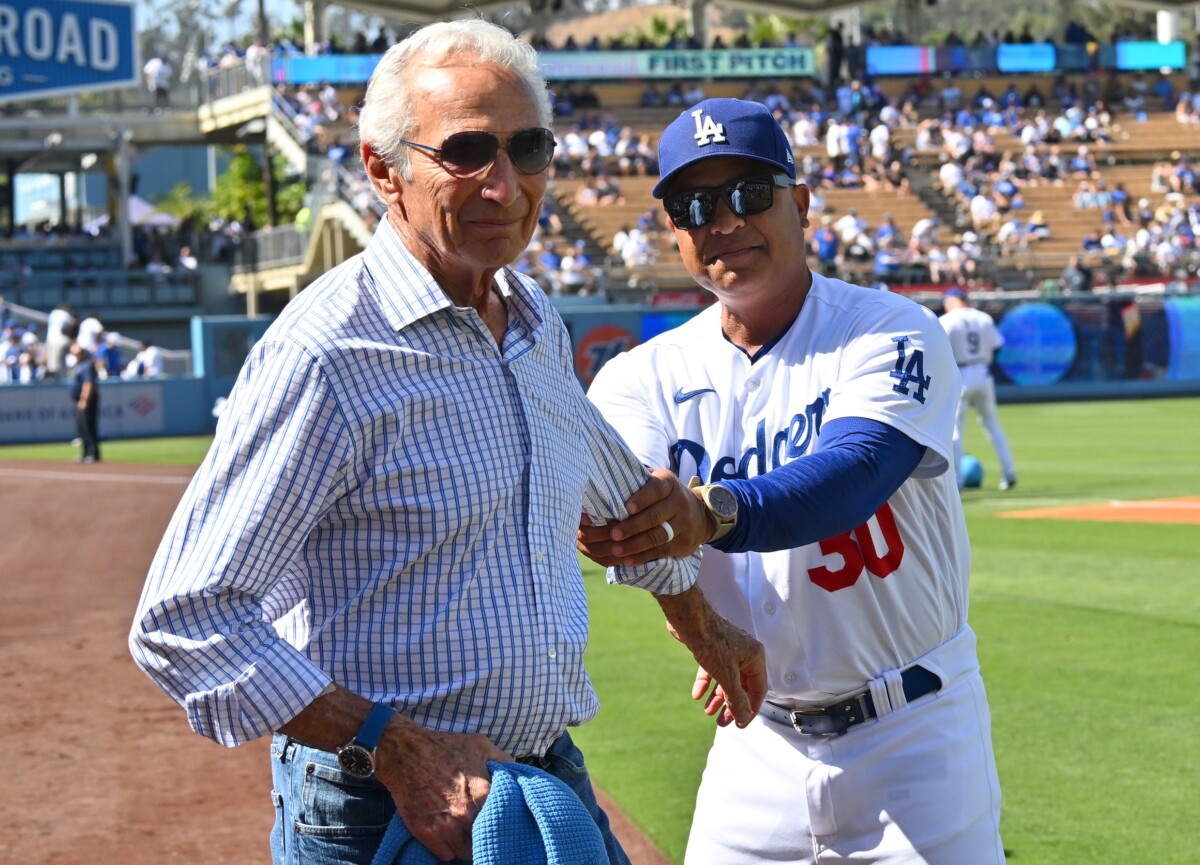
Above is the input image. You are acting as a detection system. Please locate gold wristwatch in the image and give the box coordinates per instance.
[688,476,738,543]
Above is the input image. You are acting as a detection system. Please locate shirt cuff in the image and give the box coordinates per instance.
[606,549,701,595]
[183,639,333,747]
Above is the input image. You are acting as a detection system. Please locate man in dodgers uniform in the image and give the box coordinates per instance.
[578,99,1005,863]
[938,287,1018,491]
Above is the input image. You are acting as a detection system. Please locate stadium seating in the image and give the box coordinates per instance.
[275,71,1200,295]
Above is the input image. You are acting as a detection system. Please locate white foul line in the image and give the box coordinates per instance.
[1107,499,1200,510]
[0,466,192,485]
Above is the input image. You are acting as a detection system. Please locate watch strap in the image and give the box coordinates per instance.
[354,702,395,751]
[708,509,736,542]
[688,476,736,543]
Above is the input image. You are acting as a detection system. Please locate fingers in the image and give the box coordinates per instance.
[575,533,624,568]
[691,669,734,727]
[694,680,738,727]
[414,748,507,859]
[622,469,676,516]
[408,811,473,862]
[704,686,727,719]
[688,633,768,729]
[576,509,683,567]
[579,469,702,561]
[722,676,753,727]
[741,647,770,718]
[609,506,674,546]
[404,780,490,861]
[722,638,768,728]
[379,729,503,862]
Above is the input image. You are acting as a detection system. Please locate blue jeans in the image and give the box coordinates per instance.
[269,729,631,865]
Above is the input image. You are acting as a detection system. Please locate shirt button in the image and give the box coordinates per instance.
[534,551,545,564]
[747,379,760,391]
[784,673,796,683]
[764,602,776,614]
[548,647,557,659]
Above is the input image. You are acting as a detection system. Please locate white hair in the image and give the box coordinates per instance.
[358,19,552,180]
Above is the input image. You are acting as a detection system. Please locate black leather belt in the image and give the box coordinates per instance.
[760,665,942,737]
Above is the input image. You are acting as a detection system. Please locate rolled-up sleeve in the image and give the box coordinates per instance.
[576,389,700,596]
[129,340,349,747]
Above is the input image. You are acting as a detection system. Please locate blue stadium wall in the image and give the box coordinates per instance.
[0,315,274,445]
[3,300,1200,445]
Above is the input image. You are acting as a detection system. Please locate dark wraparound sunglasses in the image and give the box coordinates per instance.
[664,173,796,230]
[399,127,556,178]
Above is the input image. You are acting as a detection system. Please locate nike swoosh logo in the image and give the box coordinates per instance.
[674,387,717,404]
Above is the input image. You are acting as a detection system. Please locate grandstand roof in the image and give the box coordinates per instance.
[335,0,1199,27]
[334,0,860,27]
[335,0,505,22]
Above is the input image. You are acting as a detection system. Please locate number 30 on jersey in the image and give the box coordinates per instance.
[808,503,905,592]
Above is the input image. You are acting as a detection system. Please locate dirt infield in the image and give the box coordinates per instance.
[999,496,1200,524]
[0,460,669,865]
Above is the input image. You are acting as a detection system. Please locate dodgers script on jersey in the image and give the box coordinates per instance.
[589,274,971,704]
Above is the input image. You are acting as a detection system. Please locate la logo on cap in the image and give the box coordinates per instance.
[691,108,727,146]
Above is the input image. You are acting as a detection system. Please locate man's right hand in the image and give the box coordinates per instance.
[375,721,512,862]
[278,691,511,863]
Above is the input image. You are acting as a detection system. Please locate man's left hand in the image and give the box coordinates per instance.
[655,586,767,728]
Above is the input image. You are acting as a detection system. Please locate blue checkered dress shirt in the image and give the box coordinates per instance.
[130,219,698,757]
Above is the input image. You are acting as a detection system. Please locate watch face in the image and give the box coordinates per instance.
[708,486,738,520]
[337,744,375,778]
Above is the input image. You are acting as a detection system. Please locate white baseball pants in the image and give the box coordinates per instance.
[953,364,1016,486]
[685,629,1006,864]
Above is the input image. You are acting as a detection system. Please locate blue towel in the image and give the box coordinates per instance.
[371,761,609,865]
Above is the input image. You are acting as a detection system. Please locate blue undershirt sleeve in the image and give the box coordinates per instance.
[712,417,926,554]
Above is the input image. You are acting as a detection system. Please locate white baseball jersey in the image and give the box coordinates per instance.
[589,273,971,703]
[940,304,1003,368]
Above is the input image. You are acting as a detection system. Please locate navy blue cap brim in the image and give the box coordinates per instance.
[652,155,795,199]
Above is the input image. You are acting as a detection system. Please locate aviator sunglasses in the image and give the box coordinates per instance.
[664,173,796,230]
[399,127,556,178]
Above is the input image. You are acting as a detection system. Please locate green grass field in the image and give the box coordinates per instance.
[0,434,215,465]
[5,398,1198,863]
[579,397,1200,863]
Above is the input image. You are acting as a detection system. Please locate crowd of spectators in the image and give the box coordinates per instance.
[509,57,1200,293]
[1069,193,1200,284]
[713,65,1196,287]
[47,20,1200,300]
[0,220,224,278]
[188,16,1169,59]
[0,300,165,386]
[549,106,662,181]
[183,13,1198,271]
[912,71,1200,281]
[276,79,351,150]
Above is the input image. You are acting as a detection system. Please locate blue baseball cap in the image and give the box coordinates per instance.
[944,287,966,300]
[652,98,796,199]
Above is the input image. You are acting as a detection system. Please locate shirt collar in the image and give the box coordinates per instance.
[364,217,533,334]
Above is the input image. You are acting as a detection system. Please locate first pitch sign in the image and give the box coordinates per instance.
[0,0,136,102]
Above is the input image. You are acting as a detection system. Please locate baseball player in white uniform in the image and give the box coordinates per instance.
[578,99,1005,864]
[938,287,1018,490]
